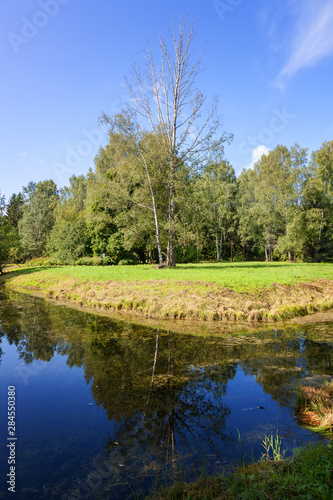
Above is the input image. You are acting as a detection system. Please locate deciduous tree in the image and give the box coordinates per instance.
[126,17,231,266]
[18,180,58,259]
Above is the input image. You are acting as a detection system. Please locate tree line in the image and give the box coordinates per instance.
[1,19,333,270]
[1,137,333,271]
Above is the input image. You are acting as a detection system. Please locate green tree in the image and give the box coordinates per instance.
[196,160,236,261]
[56,174,87,220]
[0,219,19,273]
[47,175,91,264]
[18,180,58,259]
[47,219,90,264]
[274,144,309,262]
[303,140,333,261]
[125,18,232,267]
[0,191,6,216]
[90,112,168,264]
[6,193,24,229]
[242,145,308,262]
[249,146,289,261]
[236,169,264,260]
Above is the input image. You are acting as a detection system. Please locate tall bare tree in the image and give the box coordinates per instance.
[127,17,231,267]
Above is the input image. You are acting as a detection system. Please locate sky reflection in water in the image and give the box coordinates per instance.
[0,289,330,499]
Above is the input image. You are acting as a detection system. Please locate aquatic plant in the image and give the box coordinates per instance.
[296,381,333,437]
[261,431,286,462]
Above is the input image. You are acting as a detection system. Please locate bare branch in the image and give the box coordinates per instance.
[123,17,230,266]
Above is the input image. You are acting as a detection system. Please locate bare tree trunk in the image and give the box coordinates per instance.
[268,235,273,262]
[219,227,223,261]
[215,233,219,261]
[154,211,164,266]
[319,181,327,242]
[167,176,176,267]
[214,205,218,261]
[139,153,164,265]
[319,208,324,242]
[167,236,176,267]
[151,189,163,266]
[217,211,223,261]
[127,18,230,269]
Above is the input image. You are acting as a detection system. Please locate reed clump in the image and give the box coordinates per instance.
[296,381,333,437]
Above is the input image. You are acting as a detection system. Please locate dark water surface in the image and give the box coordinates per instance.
[0,289,331,499]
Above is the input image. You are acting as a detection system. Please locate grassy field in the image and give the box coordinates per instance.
[5,263,333,499]
[14,261,333,290]
[4,261,333,323]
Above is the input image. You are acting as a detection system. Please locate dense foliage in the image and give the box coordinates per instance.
[2,19,332,268]
[1,138,333,267]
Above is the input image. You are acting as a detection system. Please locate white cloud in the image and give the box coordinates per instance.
[279,0,333,81]
[245,145,270,170]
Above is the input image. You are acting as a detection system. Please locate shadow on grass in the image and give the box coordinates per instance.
[176,263,292,270]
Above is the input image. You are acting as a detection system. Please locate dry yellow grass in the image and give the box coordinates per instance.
[5,270,333,323]
[296,383,333,435]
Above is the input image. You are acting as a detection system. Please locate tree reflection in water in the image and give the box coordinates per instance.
[99,335,236,492]
[1,290,333,497]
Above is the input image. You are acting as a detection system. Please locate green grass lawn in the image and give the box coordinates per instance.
[25,261,333,292]
[6,261,333,323]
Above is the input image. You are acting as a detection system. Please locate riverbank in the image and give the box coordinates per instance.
[4,262,333,323]
[3,268,333,499]
[296,380,333,437]
[150,441,333,499]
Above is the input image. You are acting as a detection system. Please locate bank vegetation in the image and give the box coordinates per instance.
[5,262,333,323]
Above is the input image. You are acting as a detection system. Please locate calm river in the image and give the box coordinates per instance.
[0,288,331,499]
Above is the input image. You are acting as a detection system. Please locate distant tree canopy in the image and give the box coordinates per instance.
[0,19,333,271]
[0,191,19,273]
[6,193,23,229]
[2,18,333,267]
[17,180,58,260]
[3,139,333,267]
[0,217,19,273]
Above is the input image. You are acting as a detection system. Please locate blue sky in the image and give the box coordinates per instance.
[1,0,333,201]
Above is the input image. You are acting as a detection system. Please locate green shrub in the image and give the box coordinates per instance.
[47,219,91,264]
[176,245,198,263]
[118,258,138,266]
[74,256,103,266]
[25,257,52,267]
[102,256,116,265]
